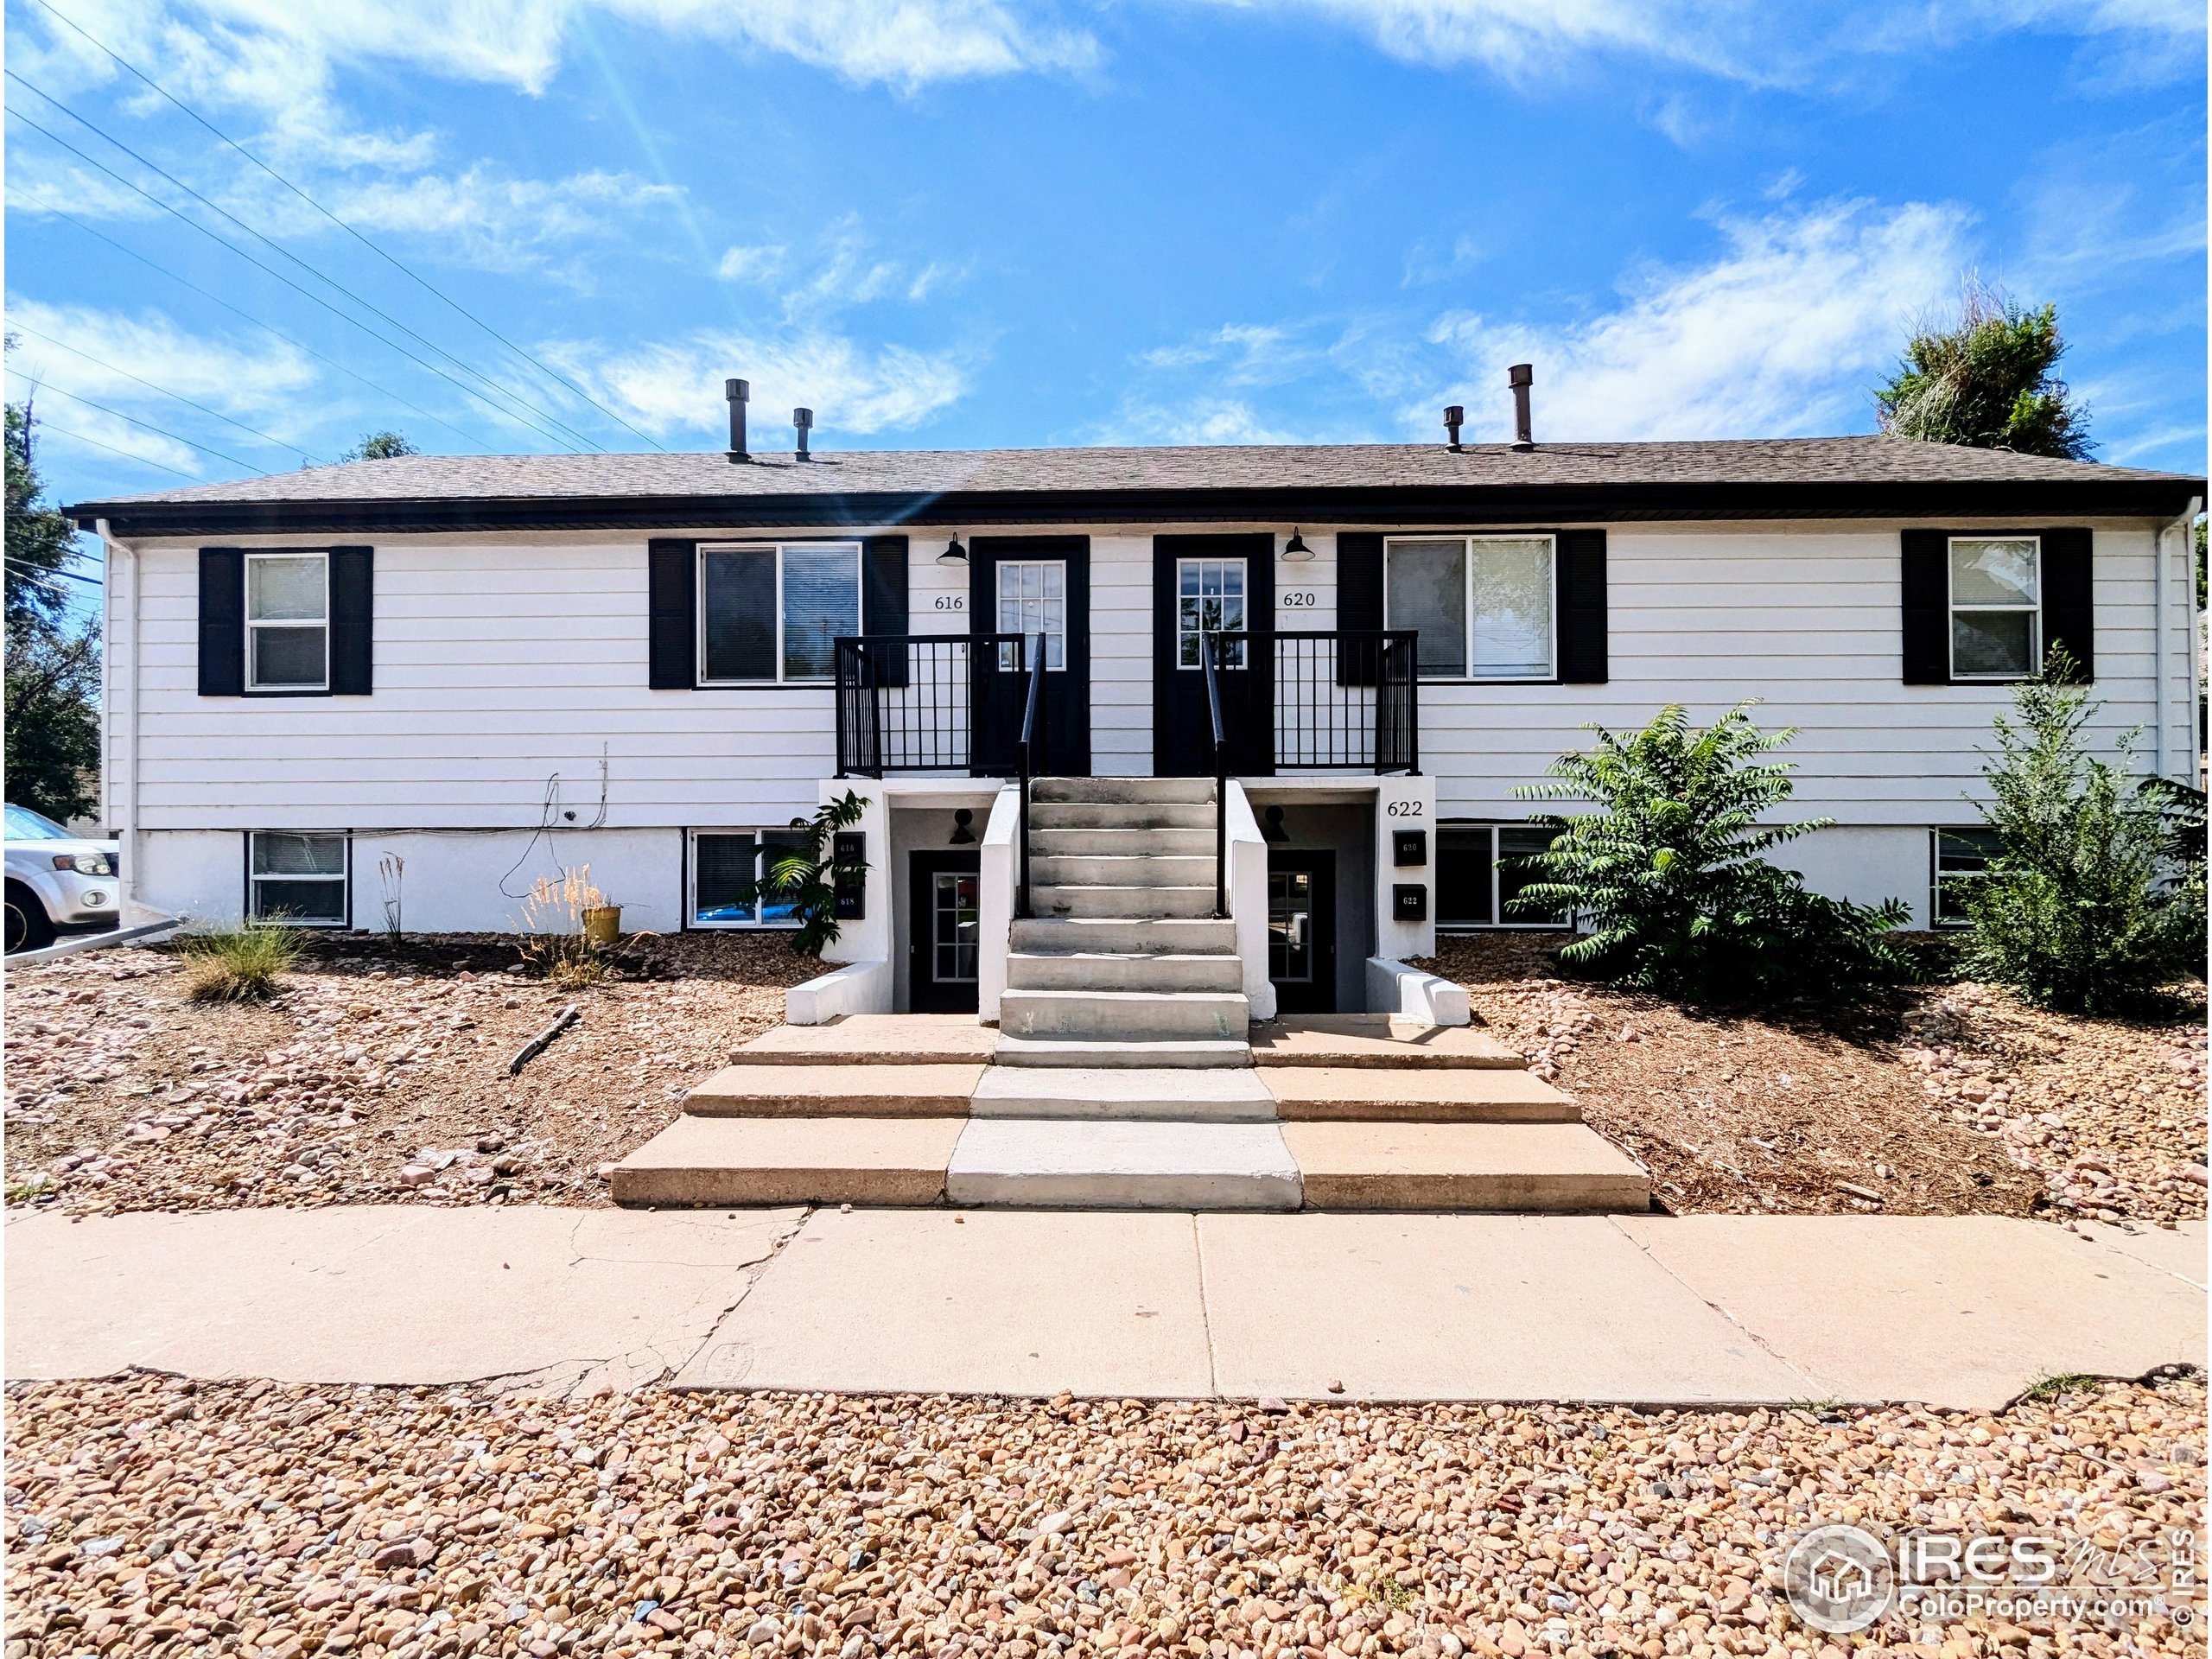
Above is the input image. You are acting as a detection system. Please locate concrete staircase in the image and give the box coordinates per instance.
[997,778,1248,1066]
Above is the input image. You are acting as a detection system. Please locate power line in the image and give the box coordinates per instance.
[16,382,260,471]
[25,0,664,453]
[11,185,499,452]
[10,415,195,480]
[10,322,324,462]
[5,83,598,454]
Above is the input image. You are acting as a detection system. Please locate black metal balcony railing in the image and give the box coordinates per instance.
[835,633,1038,779]
[834,629,1416,779]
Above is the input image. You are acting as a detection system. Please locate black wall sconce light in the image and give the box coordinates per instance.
[938,532,969,566]
[949,808,976,845]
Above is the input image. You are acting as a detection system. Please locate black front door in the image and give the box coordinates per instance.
[971,536,1090,777]
[1267,849,1336,1014]
[908,851,982,1013]
[1154,533,1273,778]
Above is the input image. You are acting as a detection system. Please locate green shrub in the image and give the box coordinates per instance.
[730,791,872,957]
[1959,661,2206,1014]
[1509,703,1913,1003]
[179,922,302,1001]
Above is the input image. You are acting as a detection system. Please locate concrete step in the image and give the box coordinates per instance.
[1281,1122,1651,1211]
[969,1065,1279,1122]
[1010,917,1236,956]
[729,1015,997,1066]
[1030,801,1214,831]
[683,1063,984,1117]
[610,1115,962,1207]
[1006,951,1243,994]
[1033,777,1214,805]
[1249,1015,1525,1070]
[1261,1066,1580,1122]
[1029,827,1216,857]
[994,1034,1254,1068]
[947,1119,1300,1209]
[1030,884,1217,919]
[1000,988,1249,1041]
[1030,854,1216,890]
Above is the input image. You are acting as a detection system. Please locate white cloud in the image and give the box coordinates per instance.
[1425,200,1972,440]
[327,167,683,273]
[1097,397,1313,446]
[715,218,969,317]
[544,328,975,440]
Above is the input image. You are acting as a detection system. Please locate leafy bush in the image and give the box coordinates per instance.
[179,923,302,1002]
[732,791,871,957]
[1509,703,1913,1003]
[1959,663,2206,1014]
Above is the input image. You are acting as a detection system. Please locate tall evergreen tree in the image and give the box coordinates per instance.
[1876,280,2094,461]
[4,397,101,822]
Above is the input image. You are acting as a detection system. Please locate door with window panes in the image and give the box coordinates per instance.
[908,852,982,1012]
[969,537,1090,776]
[1152,533,1274,777]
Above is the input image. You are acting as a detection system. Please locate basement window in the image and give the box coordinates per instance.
[699,543,861,683]
[690,829,808,927]
[1435,823,1565,928]
[247,832,348,925]
[1931,827,2001,927]
[1384,535,1554,681]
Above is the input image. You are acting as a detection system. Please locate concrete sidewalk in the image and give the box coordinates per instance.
[6,1205,2202,1409]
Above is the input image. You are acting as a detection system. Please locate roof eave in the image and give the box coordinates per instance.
[68,474,2207,538]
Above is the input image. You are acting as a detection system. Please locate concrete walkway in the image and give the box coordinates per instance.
[6,1206,2202,1410]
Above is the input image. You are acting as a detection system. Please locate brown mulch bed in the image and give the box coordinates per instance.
[3,933,819,1216]
[1415,934,2207,1225]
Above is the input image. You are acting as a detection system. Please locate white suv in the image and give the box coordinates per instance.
[5,804,120,953]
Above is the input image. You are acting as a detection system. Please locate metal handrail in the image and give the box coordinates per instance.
[1204,631,1228,918]
[833,632,1032,778]
[1015,631,1046,920]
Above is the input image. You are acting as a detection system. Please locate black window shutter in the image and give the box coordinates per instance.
[1555,528,1608,683]
[327,546,373,695]
[1900,528,1950,685]
[1336,531,1383,687]
[647,539,696,689]
[862,535,909,688]
[2040,526,2094,683]
[197,548,245,696]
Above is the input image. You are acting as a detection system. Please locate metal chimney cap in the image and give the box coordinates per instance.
[1507,363,1533,387]
[1443,404,1465,423]
[726,378,749,401]
[793,406,814,428]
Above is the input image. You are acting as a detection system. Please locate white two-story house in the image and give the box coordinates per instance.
[67,391,2203,1024]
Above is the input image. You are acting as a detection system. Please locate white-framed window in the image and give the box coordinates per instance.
[996,560,1067,670]
[1931,827,2001,927]
[1948,536,2042,680]
[689,829,808,927]
[1435,823,1566,928]
[247,831,348,925]
[698,542,861,684]
[245,551,329,690]
[1383,535,1555,681]
[1176,557,1247,669]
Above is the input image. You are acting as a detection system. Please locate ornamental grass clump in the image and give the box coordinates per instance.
[1958,658,2206,1015]
[1509,702,1913,1004]
[178,921,302,1002]
[517,866,610,989]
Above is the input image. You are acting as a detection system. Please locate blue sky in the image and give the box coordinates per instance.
[5,0,2204,560]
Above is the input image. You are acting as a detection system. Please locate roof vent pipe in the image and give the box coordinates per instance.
[725,378,749,462]
[1443,405,1464,451]
[1508,363,1534,450]
[793,406,813,461]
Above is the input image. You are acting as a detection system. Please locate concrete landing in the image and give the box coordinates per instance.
[1262,1065,1580,1122]
[969,1065,1278,1121]
[946,1119,1302,1210]
[610,1115,962,1206]
[1284,1121,1650,1211]
[1250,1015,1525,1069]
[728,1014,996,1066]
[684,1063,986,1116]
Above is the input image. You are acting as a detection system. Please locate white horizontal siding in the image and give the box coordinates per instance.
[114,517,2188,834]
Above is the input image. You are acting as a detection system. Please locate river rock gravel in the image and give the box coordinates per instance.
[4,1373,2202,1659]
[3,935,816,1217]
[1418,936,2206,1226]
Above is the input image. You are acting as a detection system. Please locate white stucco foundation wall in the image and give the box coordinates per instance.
[1774,823,1938,930]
